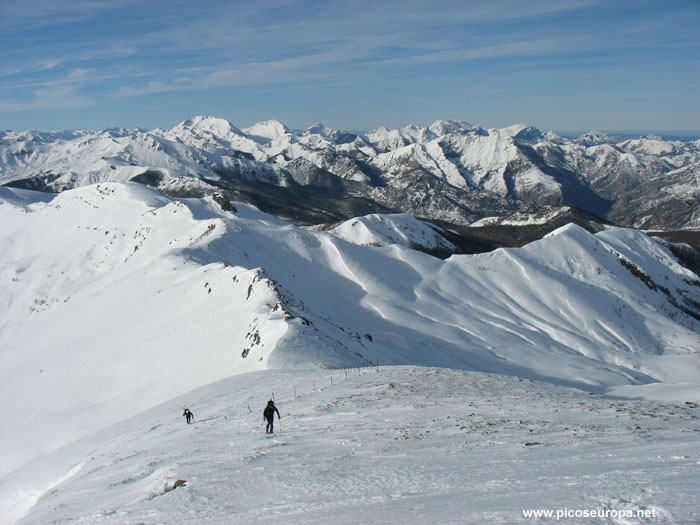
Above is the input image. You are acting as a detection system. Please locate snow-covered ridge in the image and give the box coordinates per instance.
[1,182,699,522]
[470,206,575,227]
[0,184,293,476]
[2,183,699,466]
[326,213,456,253]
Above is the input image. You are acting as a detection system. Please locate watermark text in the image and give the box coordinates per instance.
[523,507,657,520]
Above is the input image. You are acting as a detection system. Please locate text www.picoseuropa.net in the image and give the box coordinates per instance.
[522,508,658,520]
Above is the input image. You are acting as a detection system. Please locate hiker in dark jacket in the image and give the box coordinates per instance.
[263,400,280,434]
[183,408,193,424]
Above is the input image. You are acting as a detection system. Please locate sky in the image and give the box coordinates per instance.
[0,0,699,133]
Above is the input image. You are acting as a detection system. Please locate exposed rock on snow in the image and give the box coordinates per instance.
[2,117,699,230]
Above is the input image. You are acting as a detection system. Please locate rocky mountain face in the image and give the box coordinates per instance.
[2,116,699,233]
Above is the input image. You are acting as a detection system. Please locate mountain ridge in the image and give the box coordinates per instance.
[2,182,700,522]
[2,116,699,231]
[2,183,699,477]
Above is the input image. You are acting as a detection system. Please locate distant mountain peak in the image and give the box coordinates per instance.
[501,124,543,142]
[306,123,332,135]
[575,130,616,146]
[244,120,292,141]
[428,119,474,136]
[172,115,244,137]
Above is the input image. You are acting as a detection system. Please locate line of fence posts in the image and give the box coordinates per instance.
[322,358,381,373]
[288,358,382,403]
[314,357,381,392]
[222,358,382,421]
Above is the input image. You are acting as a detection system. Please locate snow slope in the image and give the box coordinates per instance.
[1,182,699,522]
[5,367,700,524]
[0,184,291,477]
[326,213,456,253]
[469,206,575,227]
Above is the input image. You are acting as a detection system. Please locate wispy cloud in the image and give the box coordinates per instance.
[0,84,93,113]
[111,55,351,98]
[1,0,698,131]
[98,1,594,100]
[367,39,560,68]
[0,45,138,82]
[0,0,138,32]
[3,1,595,93]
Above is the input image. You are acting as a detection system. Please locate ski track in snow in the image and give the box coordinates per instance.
[10,367,700,524]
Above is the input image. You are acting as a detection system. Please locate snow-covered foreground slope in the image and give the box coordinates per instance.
[6,367,700,524]
[0,185,295,478]
[1,183,699,522]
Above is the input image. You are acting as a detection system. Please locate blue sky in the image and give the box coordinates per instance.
[1,0,698,132]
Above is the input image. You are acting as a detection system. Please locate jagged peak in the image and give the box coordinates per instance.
[400,124,426,132]
[305,123,333,135]
[303,123,358,145]
[574,130,616,146]
[543,130,565,143]
[364,124,429,146]
[243,120,291,141]
[500,124,543,142]
[172,116,243,137]
[428,119,474,136]
[366,125,390,135]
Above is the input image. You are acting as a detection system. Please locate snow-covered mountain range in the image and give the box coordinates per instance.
[2,116,699,230]
[1,181,699,522]
[2,116,700,521]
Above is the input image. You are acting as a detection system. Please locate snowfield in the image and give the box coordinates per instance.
[1,183,699,523]
[6,367,700,524]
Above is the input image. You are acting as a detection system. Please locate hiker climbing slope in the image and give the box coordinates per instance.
[263,400,280,434]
